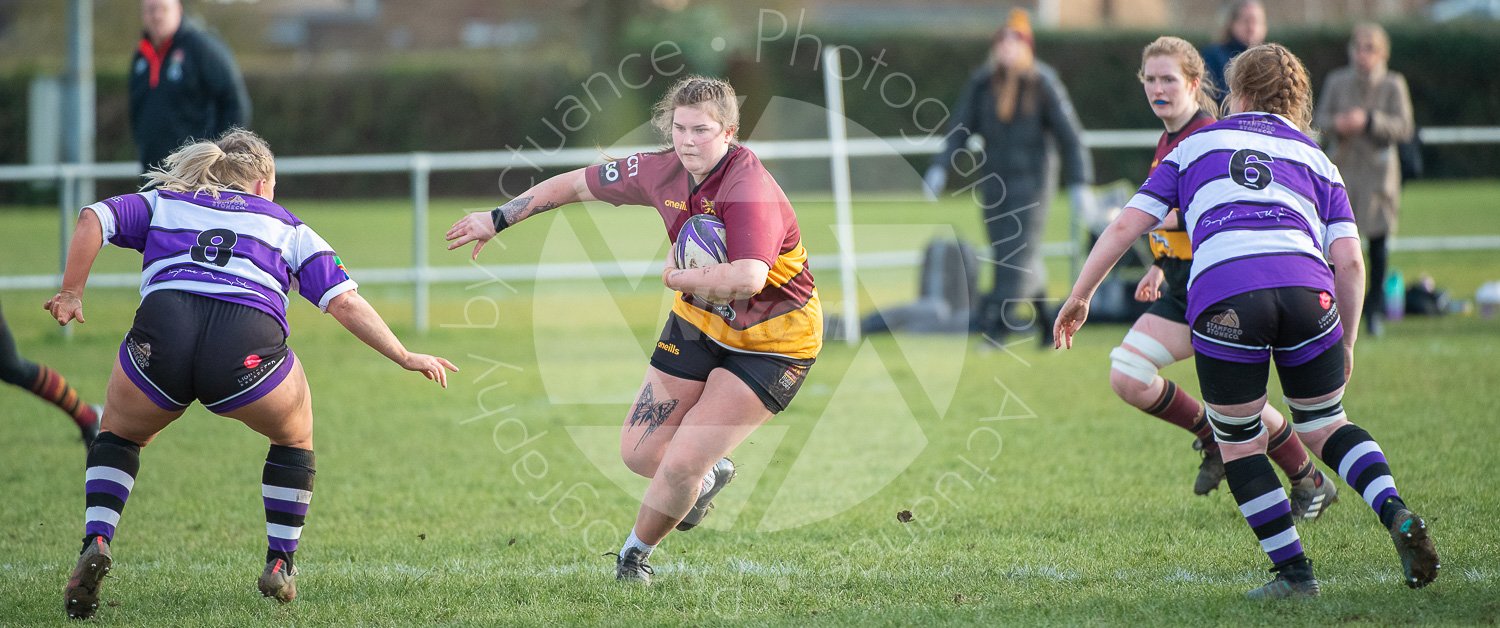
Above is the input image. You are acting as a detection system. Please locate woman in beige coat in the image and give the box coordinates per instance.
[1314,23,1414,336]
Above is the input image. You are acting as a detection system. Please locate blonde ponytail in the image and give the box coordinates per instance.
[142,128,275,197]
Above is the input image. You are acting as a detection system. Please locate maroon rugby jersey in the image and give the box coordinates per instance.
[585,145,821,359]
[1147,109,1216,261]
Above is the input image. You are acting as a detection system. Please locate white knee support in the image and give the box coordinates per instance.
[1124,329,1176,365]
[1287,392,1347,433]
[1109,347,1157,385]
[1109,330,1176,385]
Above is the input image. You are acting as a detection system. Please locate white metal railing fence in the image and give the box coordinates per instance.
[4,123,1499,335]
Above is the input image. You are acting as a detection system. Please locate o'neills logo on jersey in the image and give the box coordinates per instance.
[664,199,687,212]
[1206,309,1243,340]
[656,341,680,356]
[212,195,250,210]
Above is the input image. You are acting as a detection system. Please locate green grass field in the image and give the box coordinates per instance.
[2,182,1498,625]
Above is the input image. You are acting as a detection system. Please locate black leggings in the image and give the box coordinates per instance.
[977,179,1050,338]
[0,301,42,387]
[1365,236,1389,319]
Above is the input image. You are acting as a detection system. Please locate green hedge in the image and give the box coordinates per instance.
[752,23,1500,184]
[4,23,1496,200]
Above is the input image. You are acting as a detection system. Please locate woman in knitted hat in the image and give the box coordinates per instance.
[924,8,1094,348]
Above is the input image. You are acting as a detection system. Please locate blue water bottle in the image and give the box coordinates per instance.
[1385,269,1404,321]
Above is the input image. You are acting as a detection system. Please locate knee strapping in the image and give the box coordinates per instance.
[1123,330,1175,366]
[1111,330,1175,385]
[1109,347,1157,385]
[1288,392,1347,433]
[1207,407,1264,443]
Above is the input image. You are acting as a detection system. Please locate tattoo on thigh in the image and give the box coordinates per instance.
[629,384,678,450]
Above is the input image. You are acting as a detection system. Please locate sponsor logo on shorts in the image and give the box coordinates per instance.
[1210,309,1240,328]
[1205,309,1243,340]
[127,338,152,368]
[237,358,278,387]
[712,303,736,322]
[244,354,262,369]
[656,341,680,356]
[777,363,808,392]
[1319,291,1332,310]
[1318,306,1338,328]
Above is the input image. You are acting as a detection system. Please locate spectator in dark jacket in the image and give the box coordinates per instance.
[130,0,250,171]
[1201,0,1266,105]
[924,8,1094,347]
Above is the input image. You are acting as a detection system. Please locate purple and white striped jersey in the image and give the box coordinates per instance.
[86,189,357,334]
[1127,113,1360,324]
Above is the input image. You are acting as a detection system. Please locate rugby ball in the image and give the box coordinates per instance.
[673,214,728,269]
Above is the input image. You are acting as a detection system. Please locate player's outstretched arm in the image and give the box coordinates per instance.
[1054,207,1159,349]
[44,208,105,326]
[445,168,596,260]
[325,290,458,388]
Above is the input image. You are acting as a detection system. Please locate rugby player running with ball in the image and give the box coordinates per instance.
[448,75,821,585]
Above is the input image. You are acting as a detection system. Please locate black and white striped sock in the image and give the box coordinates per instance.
[262,445,315,567]
[1320,424,1406,528]
[82,432,141,548]
[1226,455,1305,568]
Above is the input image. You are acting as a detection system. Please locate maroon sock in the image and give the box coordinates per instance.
[1266,421,1314,483]
[29,365,98,428]
[1143,379,1212,442]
